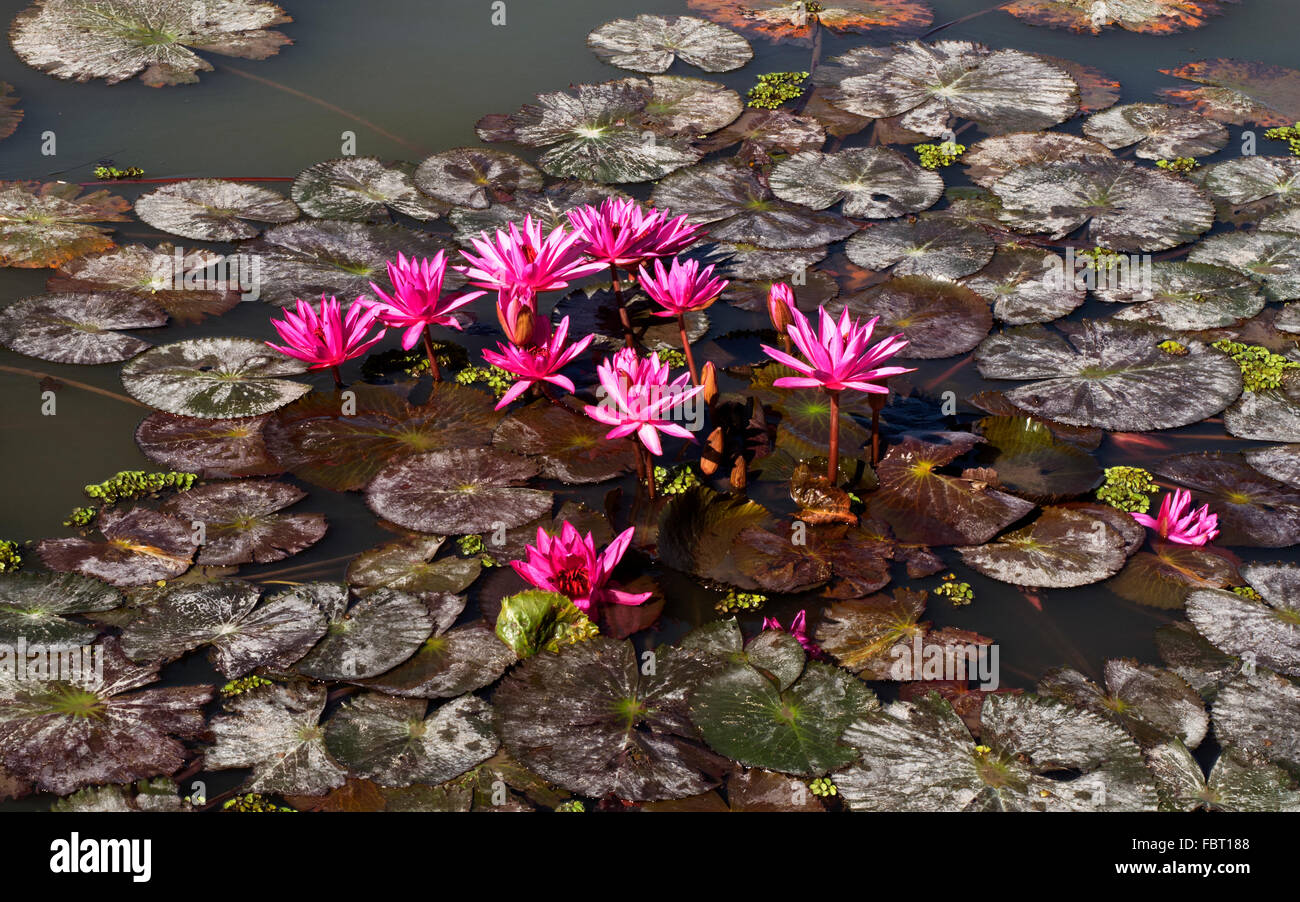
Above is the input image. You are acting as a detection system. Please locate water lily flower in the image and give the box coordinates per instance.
[762,610,821,657]
[494,287,547,348]
[511,523,652,615]
[768,282,797,354]
[1131,488,1219,546]
[458,214,604,297]
[367,251,485,379]
[482,315,594,409]
[567,197,703,269]
[266,294,385,387]
[584,347,703,497]
[761,305,914,481]
[638,257,728,385]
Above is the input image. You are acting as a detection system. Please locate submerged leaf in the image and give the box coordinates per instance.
[1159,59,1300,127]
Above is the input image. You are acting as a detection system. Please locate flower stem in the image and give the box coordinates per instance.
[644,445,657,500]
[827,389,840,484]
[331,366,343,388]
[677,313,700,385]
[610,264,635,349]
[869,392,886,466]
[421,327,442,382]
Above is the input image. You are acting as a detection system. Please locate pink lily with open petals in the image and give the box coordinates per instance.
[511,523,652,614]
[584,347,703,457]
[639,257,728,318]
[481,315,594,409]
[266,294,385,385]
[367,251,485,349]
[1131,489,1219,546]
[458,214,604,296]
[761,305,914,394]
[567,197,703,268]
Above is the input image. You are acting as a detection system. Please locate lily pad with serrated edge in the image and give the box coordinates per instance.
[0,572,120,648]
[1003,0,1233,34]
[685,0,934,43]
[972,418,1102,503]
[1156,620,1242,702]
[958,506,1125,587]
[447,180,629,245]
[831,275,992,359]
[1145,739,1300,812]
[160,479,325,566]
[1187,230,1300,301]
[0,291,165,364]
[650,160,855,250]
[867,433,1036,546]
[1110,543,1241,609]
[206,680,346,796]
[121,337,310,418]
[1156,451,1300,547]
[1244,444,1300,488]
[1033,55,1120,112]
[48,243,240,324]
[119,579,326,677]
[693,109,825,166]
[1158,59,1300,128]
[36,507,196,587]
[587,14,751,73]
[411,149,542,212]
[494,636,727,801]
[356,620,515,699]
[717,242,826,282]
[347,536,481,600]
[657,485,773,588]
[241,219,457,307]
[1038,660,1208,749]
[769,147,942,219]
[992,155,1213,252]
[1212,670,1300,773]
[846,218,995,282]
[365,448,552,537]
[492,399,637,484]
[1082,103,1227,160]
[1262,207,1300,234]
[973,320,1243,431]
[8,0,292,87]
[1189,560,1300,678]
[833,692,1157,811]
[820,40,1078,139]
[265,383,501,492]
[961,131,1112,189]
[1193,156,1300,224]
[135,412,282,479]
[0,181,129,268]
[292,157,448,222]
[642,75,743,136]
[134,179,298,241]
[1096,261,1264,331]
[813,588,926,679]
[290,583,434,681]
[725,271,839,313]
[961,247,1085,325]
[0,639,211,796]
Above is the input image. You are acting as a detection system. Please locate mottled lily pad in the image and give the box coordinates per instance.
[974,320,1243,431]
[1004,0,1234,34]
[357,621,515,699]
[1156,620,1242,700]
[552,283,708,351]
[1038,660,1208,749]
[1159,59,1300,127]
[587,15,752,73]
[0,572,119,648]
[493,400,637,484]
[1223,378,1300,443]
[1146,739,1300,812]
[1096,261,1264,330]
[347,536,481,601]
[1191,156,1300,223]
[1082,103,1227,159]
[1156,452,1300,547]
[832,275,991,359]
[412,148,542,211]
[962,132,1110,189]
[962,247,1085,325]
[769,147,941,219]
[37,507,196,587]
[292,158,448,222]
[9,0,292,86]
[121,337,310,418]
[48,243,240,324]
[0,181,129,268]
[845,218,995,281]
[1212,669,1300,773]
[160,479,326,566]
[1187,561,1300,678]
[641,75,743,136]
[120,579,325,677]
[693,109,825,166]
[0,291,165,364]
[447,181,628,245]
[135,412,282,479]
[134,179,298,240]
[1244,444,1300,487]
[814,588,927,679]
[291,583,433,681]
[1187,230,1300,302]
[733,522,893,598]
[1110,543,1241,609]
[658,485,773,588]
[958,506,1125,587]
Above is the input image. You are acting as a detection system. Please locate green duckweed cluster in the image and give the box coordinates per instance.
[1097,465,1159,514]
[0,540,20,573]
[1155,157,1198,173]
[1231,585,1263,602]
[808,776,837,798]
[361,347,430,378]
[654,464,700,496]
[555,800,586,812]
[222,793,294,813]
[456,534,500,567]
[715,589,768,614]
[455,364,516,398]
[1157,339,1188,356]
[1078,246,1126,270]
[220,675,273,697]
[1211,339,1300,393]
[656,348,688,370]
[93,164,144,180]
[84,470,196,505]
[933,577,974,607]
[1264,122,1300,156]
[63,506,97,529]
[747,71,808,110]
[914,141,966,169]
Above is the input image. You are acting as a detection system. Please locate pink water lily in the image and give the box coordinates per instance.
[761,304,914,482]
[482,315,594,409]
[762,610,821,657]
[511,523,652,615]
[494,287,547,348]
[1131,489,1219,546]
[768,282,797,354]
[567,197,703,269]
[458,214,604,297]
[638,257,728,385]
[367,251,486,379]
[266,295,385,387]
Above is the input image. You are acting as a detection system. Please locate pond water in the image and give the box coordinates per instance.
[1,0,1298,811]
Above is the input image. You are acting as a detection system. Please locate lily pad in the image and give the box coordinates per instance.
[833,692,1157,811]
[135,412,282,479]
[992,155,1213,251]
[1212,669,1300,773]
[845,218,995,282]
[412,149,542,211]
[48,243,240,324]
[494,590,597,659]
[291,584,433,681]
[1191,156,1300,223]
[0,572,120,649]
[1223,378,1300,443]
[160,479,326,566]
[833,275,991,359]
[658,485,773,588]
[347,536,481,600]
[9,0,292,86]
[1158,59,1300,127]
[973,320,1243,431]
[587,15,752,74]
[206,680,347,796]
[685,0,934,42]
[1096,261,1265,330]
[1156,620,1242,700]
[1156,452,1300,547]
[266,383,501,492]
[641,75,743,136]
[962,132,1111,189]
[1188,561,1300,678]
[120,579,326,677]
[0,291,165,364]
[960,506,1125,588]
[37,507,196,587]
[552,284,708,351]
[0,639,210,796]
[134,179,298,240]
[733,522,893,598]
[962,247,1085,325]
[693,109,825,166]
[121,337,310,418]
[814,588,928,679]
[357,621,515,699]
[1187,230,1300,301]
[365,448,552,536]
[1004,0,1234,34]
[1110,543,1241,609]
[1038,659,1208,749]
[1082,103,1227,159]
[972,416,1102,502]
[492,399,637,484]
[494,637,727,801]
[1146,739,1300,812]
[769,147,942,219]
[1244,444,1300,487]
[0,181,129,268]
[292,157,448,222]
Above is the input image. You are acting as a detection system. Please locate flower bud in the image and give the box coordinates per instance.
[767,282,797,336]
[700,361,718,406]
[497,289,547,347]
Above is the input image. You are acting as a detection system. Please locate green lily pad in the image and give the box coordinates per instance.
[0,181,129,268]
[122,337,310,418]
[1097,261,1265,330]
[159,479,326,566]
[494,590,597,659]
[1038,659,1208,749]
[492,399,637,484]
[36,507,196,587]
[292,157,449,222]
[958,506,1126,588]
[587,14,751,73]
[961,247,1086,325]
[356,620,515,699]
[1082,103,1227,160]
[291,584,434,681]
[769,147,942,219]
[135,412,282,479]
[0,572,119,649]
[134,179,298,240]
[845,216,995,281]
[658,485,773,588]
[0,291,165,364]
[412,148,542,211]
[1156,452,1300,547]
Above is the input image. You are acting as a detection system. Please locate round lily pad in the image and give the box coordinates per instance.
[1109,543,1241,609]
[587,15,752,74]
[0,572,120,649]
[686,0,935,42]
[769,147,942,219]
[412,148,542,211]
[845,217,995,281]
[641,75,743,136]
[1082,103,1227,160]
[961,247,1085,325]
[36,507,196,588]
[1188,561,1300,677]
[492,400,637,484]
[135,412,282,479]
[0,181,129,268]
[1192,156,1300,224]
[134,179,298,241]
[833,275,992,359]
[347,537,481,600]
[1212,670,1300,773]
[1096,261,1265,331]
[1187,230,1300,302]
[291,584,434,681]
[962,131,1111,188]
[0,291,165,364]
[160,479,326,566]
[958,506,1126,587]
[121,337,310,418]
[694,108,825,167]
[1005,0,1232,34]
[1146,739,1300,812]
[293,156,450,221]
[446,180,628,245]
[355,621,515,699]
[973,416,1103,503]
